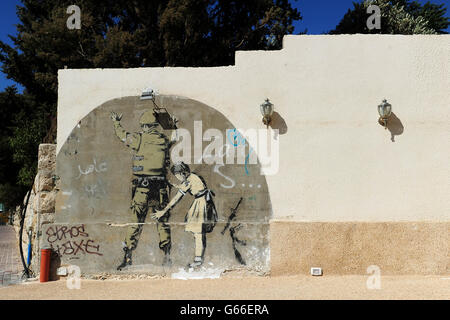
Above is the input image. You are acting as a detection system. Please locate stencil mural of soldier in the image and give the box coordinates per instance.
[55,96,271,275]
[110,110,174,270]
[153,162,218,269]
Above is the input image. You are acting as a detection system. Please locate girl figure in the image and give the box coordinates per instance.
[152,162,218,268]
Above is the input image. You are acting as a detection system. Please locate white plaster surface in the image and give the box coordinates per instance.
[171,267,225,280]
[58,35,450,222]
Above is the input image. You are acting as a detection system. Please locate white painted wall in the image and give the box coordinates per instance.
[58,35,450,222]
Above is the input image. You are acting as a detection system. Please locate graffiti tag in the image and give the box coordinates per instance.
[227,129,253,176]
[76,158,107,179]
[46,225,103,256]
[84,178,107,198]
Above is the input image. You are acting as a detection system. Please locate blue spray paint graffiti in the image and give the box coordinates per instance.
[227,129,253,176]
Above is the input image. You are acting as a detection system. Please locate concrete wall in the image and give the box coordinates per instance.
[55,35,450,276]
[50,96,271,275]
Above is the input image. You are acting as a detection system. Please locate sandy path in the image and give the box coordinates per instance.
[0,275,448,300]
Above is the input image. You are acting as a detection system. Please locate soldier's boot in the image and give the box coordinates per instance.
[187,256,203,270]
[117,247,133,271]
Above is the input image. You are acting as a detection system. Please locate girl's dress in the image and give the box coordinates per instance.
[178,173,218,234]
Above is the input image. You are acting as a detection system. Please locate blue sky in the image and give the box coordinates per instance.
[0,0,449,91]
[0,0,21,91]
[290,0,450,33]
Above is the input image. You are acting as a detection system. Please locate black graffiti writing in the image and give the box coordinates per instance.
[46,224,103,256]
[51,239,103,256]
[46,224,89,244]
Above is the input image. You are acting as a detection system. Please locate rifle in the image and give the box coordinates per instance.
[221,197,243,235]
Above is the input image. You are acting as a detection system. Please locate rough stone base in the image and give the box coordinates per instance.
[270,221,449,276]
[12,144,57,276]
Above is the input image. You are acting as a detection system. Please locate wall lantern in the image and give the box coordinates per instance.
[378,99,392,129]
[260,98,274,127]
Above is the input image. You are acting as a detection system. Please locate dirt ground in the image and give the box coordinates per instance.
[0,275,449,300]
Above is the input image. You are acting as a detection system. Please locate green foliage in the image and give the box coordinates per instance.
[330,0,449,34]
[0,87,38,208]
[0,0,301,207]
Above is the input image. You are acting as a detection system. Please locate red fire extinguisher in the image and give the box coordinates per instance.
[40,247,52,283]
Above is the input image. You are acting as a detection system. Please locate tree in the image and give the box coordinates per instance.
[330,0,449,34]
[0,87,44,209]
[0,0,302,207]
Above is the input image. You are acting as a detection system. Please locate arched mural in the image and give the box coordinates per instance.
[47,95,272,276]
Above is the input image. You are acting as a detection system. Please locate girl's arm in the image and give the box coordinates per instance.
[151,190,184,220]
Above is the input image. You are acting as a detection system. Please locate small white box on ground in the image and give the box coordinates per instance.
[311,267,323,276]
[56,267,68,276]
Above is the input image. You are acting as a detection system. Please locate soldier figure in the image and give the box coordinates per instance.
[111,110,173,270]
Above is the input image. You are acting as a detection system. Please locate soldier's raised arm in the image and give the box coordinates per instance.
[110,112,141,150]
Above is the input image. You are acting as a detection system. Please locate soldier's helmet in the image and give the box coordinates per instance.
[139,110,158,125]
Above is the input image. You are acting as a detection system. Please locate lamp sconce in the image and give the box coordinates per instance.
[378,99,392,129]
[260,98,274,128]
[141,87,156,101]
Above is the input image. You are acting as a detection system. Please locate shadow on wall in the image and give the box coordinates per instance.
[270,112,288,140]
[386,112,404,142]
[49,251,61,281]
